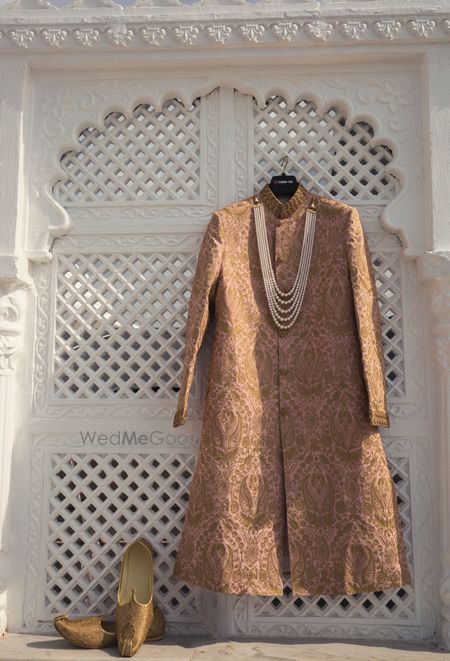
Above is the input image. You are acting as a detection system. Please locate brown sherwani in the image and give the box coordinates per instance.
[171,182,412,597]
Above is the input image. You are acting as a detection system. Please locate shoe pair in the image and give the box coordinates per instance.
[54,538,161,656]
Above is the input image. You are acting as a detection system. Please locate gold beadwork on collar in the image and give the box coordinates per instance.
[258,182,310,219]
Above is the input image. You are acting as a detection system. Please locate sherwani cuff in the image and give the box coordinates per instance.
[369,409,390,428]
[173,408,187,427]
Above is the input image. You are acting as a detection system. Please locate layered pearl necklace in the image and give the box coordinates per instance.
[254,199,317,330]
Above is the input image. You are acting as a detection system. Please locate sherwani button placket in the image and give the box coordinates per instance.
[272,204,297,579]
[273,224,287,578]
[274,217,292,579]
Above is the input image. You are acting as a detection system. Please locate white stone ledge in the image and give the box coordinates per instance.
[0,633,447,661]
[0,14,450,51]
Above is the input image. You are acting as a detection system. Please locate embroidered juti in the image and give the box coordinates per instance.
[170,183,412,596]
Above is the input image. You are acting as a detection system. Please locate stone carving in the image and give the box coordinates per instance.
[173,26,200,46]
[206,25,232,44]
[0,286,22,373]
[407,19,436,39]
[239,24,265,43]
[8,28,34,47]
[73,28,99,46]
[106,24,133,46]
[40,28,67,47]
[0,9,449,50]
[140,26,166,45]
[271,21,298,42]
[373,19,402,40]
[340,21,368,40]
[0,283,26,635]
[304,20,334,41]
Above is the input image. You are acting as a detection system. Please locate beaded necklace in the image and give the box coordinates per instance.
[253,194,317,329]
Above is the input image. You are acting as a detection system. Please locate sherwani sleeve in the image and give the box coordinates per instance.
[173,211,224,428]
[345,206,390,428]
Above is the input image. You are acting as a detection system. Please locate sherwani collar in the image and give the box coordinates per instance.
[258,182,311,219]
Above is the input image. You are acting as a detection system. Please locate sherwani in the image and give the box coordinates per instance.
[171,182,412,597]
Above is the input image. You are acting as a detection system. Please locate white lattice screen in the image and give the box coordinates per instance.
[26,88,417,637]
[373,251,405,398]
[52,242,404,403]
[41,447,413,627]
[253,96,400,202]
[53,98,202,204]
[54,250,196,400]
[45,450,199,622]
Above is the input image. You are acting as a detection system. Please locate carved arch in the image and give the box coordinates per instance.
[27,69,422,261]
[249,93,400,204]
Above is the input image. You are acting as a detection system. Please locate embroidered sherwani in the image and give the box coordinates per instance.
[170,183,412,597]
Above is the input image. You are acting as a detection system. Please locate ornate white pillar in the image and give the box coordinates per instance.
[0,286,26,634]
[0,60,31,635]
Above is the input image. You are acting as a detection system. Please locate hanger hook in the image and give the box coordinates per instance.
[280,155,288,173]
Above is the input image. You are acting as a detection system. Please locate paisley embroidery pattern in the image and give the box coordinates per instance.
[171,189,411,596]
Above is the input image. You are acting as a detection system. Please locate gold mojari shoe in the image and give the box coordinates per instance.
[116,538,155,657]
[53,603,165,649]
[53,613,116,649]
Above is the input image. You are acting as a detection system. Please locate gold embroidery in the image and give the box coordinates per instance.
[370,411,390,427]
[258,182,309,219]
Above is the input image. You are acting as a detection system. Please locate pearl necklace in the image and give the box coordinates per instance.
[254,200,317,329]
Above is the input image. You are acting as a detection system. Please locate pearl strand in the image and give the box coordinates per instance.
[254,202,317,329]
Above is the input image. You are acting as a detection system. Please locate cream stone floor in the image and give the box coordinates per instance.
[0,633,449,661]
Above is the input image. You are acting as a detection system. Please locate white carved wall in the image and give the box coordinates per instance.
[1,65,429,642]
[1,0,450,650]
